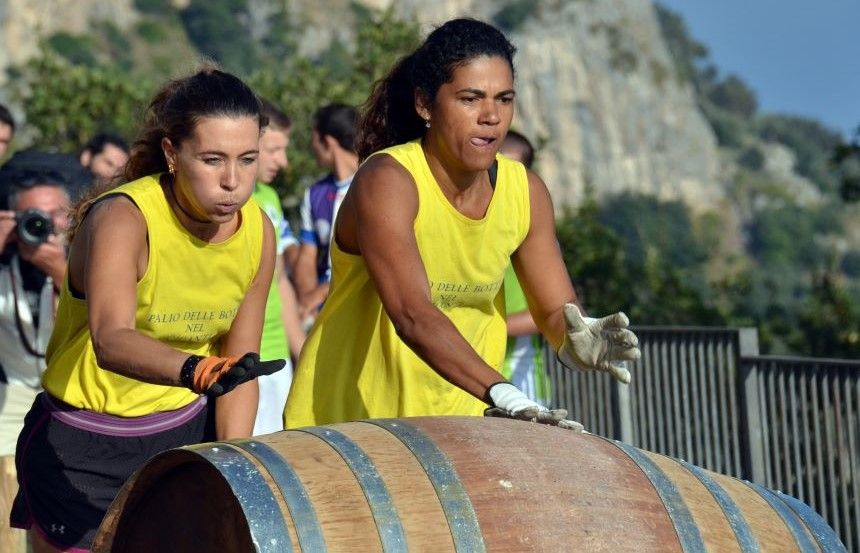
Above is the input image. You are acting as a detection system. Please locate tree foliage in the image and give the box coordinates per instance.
[654,4,708,84]
[757,114,843,193]
[492,0,538,33]
[833,125,860,202]
[248,7,420,202]
[180,0,256,73]
[8,52,149,151]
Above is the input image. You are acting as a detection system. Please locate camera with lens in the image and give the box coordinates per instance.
[15,208,54,246]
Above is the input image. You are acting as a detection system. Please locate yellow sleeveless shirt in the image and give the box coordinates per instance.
[42,175,264,416]
[285,140,530,427]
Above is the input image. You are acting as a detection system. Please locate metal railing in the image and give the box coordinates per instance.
[545,326,860,551]
[742,356,860,552]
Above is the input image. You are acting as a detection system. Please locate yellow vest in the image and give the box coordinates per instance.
[285,140,530,427]
[43,175,264,416]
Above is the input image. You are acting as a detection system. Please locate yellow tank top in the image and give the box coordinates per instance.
[285,140,529,427]
[42,175,264,416]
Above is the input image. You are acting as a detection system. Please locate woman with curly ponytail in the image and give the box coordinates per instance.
[286,18,640,431]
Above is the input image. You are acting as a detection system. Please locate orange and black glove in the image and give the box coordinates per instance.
[179,352,285,397]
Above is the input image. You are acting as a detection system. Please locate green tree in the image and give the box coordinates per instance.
[47,32,98,67]
[597,192,708,272]
[492,0,538,33]
[654,4,709,85]
[706,74,758,119]
[792,270,860,357]
[758,114,843,192]
[556,200,630,313]
[249,7,420,203]
[180,0,257,74]
[8,52,148,151]
[833,125,860,202]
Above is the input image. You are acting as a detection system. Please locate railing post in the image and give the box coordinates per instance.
[737,328,766,483]
[616,376,634,443]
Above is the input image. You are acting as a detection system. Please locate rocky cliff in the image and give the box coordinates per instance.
[290,0,725,211]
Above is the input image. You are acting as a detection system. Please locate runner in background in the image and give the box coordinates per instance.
[499,130,551,405]
[251,99,306,435]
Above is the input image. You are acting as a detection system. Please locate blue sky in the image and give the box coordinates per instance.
[655,0,859,139]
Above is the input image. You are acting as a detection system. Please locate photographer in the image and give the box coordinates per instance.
[0,153,76,455]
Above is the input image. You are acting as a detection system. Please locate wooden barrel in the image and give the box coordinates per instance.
[93,417,845,552]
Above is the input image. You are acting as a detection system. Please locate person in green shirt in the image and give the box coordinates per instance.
[251,99,306,435]
[499,130,551,405]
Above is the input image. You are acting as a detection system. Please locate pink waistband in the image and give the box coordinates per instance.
[41,393,208,437]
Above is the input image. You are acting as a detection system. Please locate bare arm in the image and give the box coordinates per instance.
[511,169,579,350]
[283,243,300,275]
[336,157,505,402]
[78,197,275,437]
[294,242,319,299]
[507,310,539,337]
[214,209,277,439]
[77,197,192,383]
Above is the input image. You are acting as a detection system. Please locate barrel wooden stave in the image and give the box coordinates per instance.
[326,422,455,552]
[271,431,383,551]
[405,417,683,552]
[710,472,819,551]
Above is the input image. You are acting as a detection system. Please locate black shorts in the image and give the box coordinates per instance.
[10,393,212,551]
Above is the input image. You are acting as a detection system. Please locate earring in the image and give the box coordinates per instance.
[425,120,431,129]
[168,162,175,175]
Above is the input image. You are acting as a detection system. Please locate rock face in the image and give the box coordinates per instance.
[292,0,725,211]
[0,0,723,211]
[0,0,137,77]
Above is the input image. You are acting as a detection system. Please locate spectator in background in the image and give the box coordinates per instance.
[499,130,551,405]
[295,104,359,323]
[0,104,15,159]
[79,132,130,186]
[0,153,77,455]
[251,99,305,435]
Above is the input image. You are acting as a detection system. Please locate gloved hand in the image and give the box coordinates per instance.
[484,382,584,432]
[557,303,640,384]
[182,352,285,397]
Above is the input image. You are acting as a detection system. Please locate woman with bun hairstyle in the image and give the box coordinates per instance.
[11,67,284,552]
[285,19,639,430]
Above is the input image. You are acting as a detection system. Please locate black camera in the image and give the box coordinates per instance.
[15,208,54,246]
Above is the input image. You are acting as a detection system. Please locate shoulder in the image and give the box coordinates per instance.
[88,193,145,226]
[353,153,414,192]
[348,154,418,220]
[525,167,551,198]
[76,194,147,247]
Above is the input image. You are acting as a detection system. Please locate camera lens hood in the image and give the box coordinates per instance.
[15,208,54,246]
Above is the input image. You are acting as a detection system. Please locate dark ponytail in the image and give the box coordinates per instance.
[357,54,424,161]
[357,18,516,161]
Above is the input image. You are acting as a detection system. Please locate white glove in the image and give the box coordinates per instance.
[484,382,584,432]
[557,303,641,384]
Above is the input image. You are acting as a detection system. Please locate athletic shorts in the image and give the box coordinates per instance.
[10,393,212,551]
